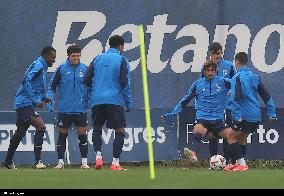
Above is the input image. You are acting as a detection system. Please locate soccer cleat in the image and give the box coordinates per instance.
[2,161,17,170]
[232,164,249,171]
[54,163,64,169]
[223,164,235,171]
[35,161,46,169]
[81,164,91,169]
[110,164,127,171]
[95,158,103,170]
[183,148,198,162]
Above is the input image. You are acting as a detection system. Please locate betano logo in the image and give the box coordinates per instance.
[0,124,55,151]
[51,11,284,73]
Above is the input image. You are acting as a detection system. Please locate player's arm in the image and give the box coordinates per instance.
[81,65,91,110]
[223,78,231,89]
[257,77,277,120]
[230,75,242,122]
[83,58,95,88]
[22,62,44,107]
[120,57,133,112]
[229,64,236,79]
[47,66,61,111]
[162,82,197,120]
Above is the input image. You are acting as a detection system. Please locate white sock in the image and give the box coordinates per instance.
[96,151,102,159]
[59,159,64,164]
[82,158,88,165]
[237,158,246,166]
[112,158,119,166]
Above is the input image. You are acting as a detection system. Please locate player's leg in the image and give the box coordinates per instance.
[106,104,127,170]
[54,113,70,169]
[184,120,208,161]
[210,120,231,168]
[208,133,218,157]
[238,136,247,157]
[2,108,31,169]
[231,121,259,171]
[234,132,249,166]
[225,126,247,171]
[223,109,232,164]
[91,105,106,170]
[75,113,90,169]
[30,114,47,169]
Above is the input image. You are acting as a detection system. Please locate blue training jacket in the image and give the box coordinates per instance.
[47,60,89,113]
[84,48,133,110]
[230,66,277,122]
[164,75,231,120]
[14,56,49,109]
[201,59,236,110]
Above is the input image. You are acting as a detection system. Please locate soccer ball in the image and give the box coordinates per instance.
[209,155,226,170]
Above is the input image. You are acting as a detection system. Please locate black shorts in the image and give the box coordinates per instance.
[16,106,39,126]
[196,119,227,138]
[91,104,126,129]
[225,109,232,127]
[235,120,259,134]
[58,113,88,129]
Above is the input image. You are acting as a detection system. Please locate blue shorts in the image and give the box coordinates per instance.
[235,120,259,134]
[196,119,227,138]
[58,113,88,129]
[16,106,39,126]
[91,104,126,129]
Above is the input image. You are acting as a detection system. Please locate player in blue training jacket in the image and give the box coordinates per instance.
[224,52,277,171]
[200,42,236,164]
[161,60,231,162]
[2,46,56,169]
[48,45,90,169]
[84,35,133,171]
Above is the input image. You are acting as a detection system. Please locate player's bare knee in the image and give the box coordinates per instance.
[37,126,46,133]
[193,124,207,136]
[115,127,125,133]
[219,127,230,139]
[237,132,248,144]
[227,130,238,144]
[59,128,69,134]
[76,127,87,135]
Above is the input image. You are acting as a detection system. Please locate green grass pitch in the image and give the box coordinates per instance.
[0,166,284,189]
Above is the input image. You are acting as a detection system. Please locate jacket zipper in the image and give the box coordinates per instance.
[73,67,76,112]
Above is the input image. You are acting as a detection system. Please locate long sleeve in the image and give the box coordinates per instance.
[164,82,196,117]
[230,75,242,121]
[120,57,133,110]
[229,65,236,79]
[82,83,90,110]
[83,58,96,110]
[22,64,43,106]
[47,67,61,111]
[257,78,277,118]
[84,59,95,88]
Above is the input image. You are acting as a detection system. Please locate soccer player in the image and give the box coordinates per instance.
[224,52,277,171]
[161,60,231,161]
[48,45,90,169]
[201,42,236,164]
[2,46,56,169]
[84,35,133,171]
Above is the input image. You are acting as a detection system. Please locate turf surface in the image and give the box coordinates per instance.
[0,166,283,189]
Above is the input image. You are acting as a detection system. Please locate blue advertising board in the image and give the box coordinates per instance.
[0,0,283,163]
